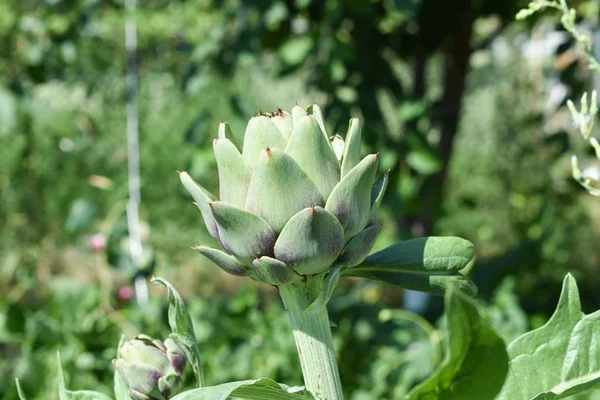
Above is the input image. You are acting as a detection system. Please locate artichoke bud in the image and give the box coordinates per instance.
[113,334,186,400]
[181,105,388,284]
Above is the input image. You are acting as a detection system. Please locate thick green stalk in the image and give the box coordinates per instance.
[278,279,344,400]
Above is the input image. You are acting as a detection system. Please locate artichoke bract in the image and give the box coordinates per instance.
[180,105,388,285]
[113,334,186,400]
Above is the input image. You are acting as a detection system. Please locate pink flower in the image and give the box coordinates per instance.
[89,233,106,252]
[118,285,134,301]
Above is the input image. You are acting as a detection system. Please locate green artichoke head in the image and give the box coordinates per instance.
[180,105,388,285]
[113,334,186,400]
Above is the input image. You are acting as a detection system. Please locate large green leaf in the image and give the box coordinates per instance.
[346,270,477,297]
[344,237,476,296]
[497,274,600,400]
[152,278,205,388]
[355,237,474,272]
[170,377,314,400]
[404,287,508,400]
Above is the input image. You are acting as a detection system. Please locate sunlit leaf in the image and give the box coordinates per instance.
[404,286,508,399]
[152,278,205,387]
[171,377,314,400]
[497,274,600,400]
[345,237,477,296]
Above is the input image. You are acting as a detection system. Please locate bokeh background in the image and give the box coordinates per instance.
[1,0,600,399]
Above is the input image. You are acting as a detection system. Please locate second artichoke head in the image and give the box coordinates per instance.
[113,334,186,400]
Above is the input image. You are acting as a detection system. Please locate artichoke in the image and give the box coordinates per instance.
[180,105,387,285]
[113,334,186,400]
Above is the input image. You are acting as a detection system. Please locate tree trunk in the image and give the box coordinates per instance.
[415,4,475,236]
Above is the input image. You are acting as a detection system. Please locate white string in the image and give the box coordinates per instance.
[125,0,148,306]
[594,31,600,98]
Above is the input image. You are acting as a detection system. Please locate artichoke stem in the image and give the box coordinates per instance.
[278,278,344,400]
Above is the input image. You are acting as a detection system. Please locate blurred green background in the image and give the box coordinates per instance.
[1,0,600,399]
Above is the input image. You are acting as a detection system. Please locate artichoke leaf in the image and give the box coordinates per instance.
[117,361,164,395]
[291,104,306,125]
[325,154,378,239]
[113,336,132,400]
[194,245,251,277]
[306,104,333,144]
[331,134,345,161]
[218,121,242,151]
[242,115,287,168]
[270,110,294,140]
[245,148,324,233]
[179,172,219,240]
[341,118,362,178]
[251,256,299,286]
[274,206,344,276]
[214,137,252,208]
[370,170,389,223]
[286,115,341,200]
[336,224,382,268]
[209,202,277,262]
[306,267,342,315]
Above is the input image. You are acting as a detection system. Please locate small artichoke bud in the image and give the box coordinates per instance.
[113,335,186,400]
